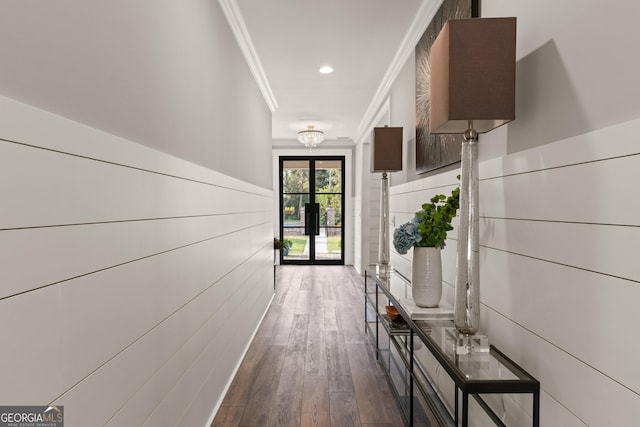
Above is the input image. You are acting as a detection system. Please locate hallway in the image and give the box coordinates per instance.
[212,266,404,426]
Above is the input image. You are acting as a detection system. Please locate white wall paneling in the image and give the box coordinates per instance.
[0,212,271,300]
[0,95,274,426]
[480,154,640,226]
[59,250,273,426]
[389,118,640,426]
[353,195,363,273]
[353,138,365,273]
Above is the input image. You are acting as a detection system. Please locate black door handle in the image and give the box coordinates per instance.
[304,202,312,236]
[304,203,320,236]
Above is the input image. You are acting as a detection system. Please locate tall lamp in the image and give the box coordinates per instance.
[429,18,516,336]
[372,126,403,274]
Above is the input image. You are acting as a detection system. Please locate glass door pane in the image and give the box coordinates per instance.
[314,159,343,262]
[282,160,311,262]
[314,194,342,261]
[314,159,342,193]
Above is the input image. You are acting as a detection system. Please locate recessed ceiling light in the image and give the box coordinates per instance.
[319,65,334,74]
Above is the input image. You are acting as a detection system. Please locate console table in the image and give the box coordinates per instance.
[364,267,540,426]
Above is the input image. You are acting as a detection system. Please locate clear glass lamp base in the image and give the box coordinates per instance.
[454,134,481,335]
[445,327,489,355]
[378,171,390,267]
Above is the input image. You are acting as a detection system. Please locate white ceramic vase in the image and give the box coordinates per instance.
[411,246,442,307]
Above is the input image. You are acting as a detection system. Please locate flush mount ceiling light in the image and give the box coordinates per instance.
[319,65,334,74]
[297,125,325,148]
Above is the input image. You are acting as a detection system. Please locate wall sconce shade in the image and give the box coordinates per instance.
[429,17,517,134]
[371,127,403,172]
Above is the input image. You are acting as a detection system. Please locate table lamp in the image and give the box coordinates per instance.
[372,126,403,274]
[430,17,516,336]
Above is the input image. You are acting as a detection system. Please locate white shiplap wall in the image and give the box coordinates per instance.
[0,95,274,426]
[390,118,640,426]
[354,141,381,275]
[354,141,365,273]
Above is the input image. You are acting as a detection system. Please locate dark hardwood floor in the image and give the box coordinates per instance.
[212,265,404,427]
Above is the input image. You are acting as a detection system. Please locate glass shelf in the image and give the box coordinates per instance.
[365,266,540,427]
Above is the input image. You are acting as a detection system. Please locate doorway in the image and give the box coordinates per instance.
[279,156,345,265]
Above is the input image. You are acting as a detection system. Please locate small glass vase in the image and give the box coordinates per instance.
[411,246,442,307]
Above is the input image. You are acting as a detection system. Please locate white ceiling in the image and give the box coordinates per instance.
[233,0,431,144]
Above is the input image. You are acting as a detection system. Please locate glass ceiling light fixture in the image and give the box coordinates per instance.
[297,125,325,148]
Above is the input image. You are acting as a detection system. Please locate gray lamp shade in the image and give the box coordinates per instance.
[372,127,403,172]
[429,17,517,134]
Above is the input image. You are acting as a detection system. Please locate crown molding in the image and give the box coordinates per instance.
[354,0,443,144]
[218,0,278,112]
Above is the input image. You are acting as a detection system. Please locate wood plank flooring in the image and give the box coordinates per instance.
[212,266,404,427]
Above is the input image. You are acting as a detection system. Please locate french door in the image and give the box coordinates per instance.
[279,156,344,265]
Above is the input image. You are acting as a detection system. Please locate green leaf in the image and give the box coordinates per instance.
[404,183,460,248]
